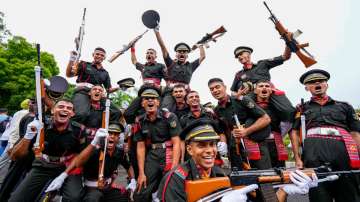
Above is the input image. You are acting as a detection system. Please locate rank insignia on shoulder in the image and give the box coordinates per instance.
[170,120,177,128]
[247,101,255,108]
[353,113,360,121]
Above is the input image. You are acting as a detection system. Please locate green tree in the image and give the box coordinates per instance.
[110,90,136,109]
[0,36,59,113]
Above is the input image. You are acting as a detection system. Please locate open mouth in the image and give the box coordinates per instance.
[315,86,322,91]
[261,89,268,95]
[202,155,215,164]
[146,55,152,60]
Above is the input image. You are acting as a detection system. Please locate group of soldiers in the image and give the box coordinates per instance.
[0,18,359,202]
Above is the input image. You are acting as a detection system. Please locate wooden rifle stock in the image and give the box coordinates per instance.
[192,26,227,50]
[98,98,110,189]
[185,177,230,202]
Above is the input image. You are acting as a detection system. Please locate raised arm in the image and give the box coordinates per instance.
[198,44,206,64]
[66,51,79,78]
[154,30,169,59]
[131,44,138,65]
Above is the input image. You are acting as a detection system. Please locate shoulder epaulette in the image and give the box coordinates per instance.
[174,165,189,180]
[161,108,171,119]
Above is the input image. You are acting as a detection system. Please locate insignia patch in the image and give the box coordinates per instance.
[170,120,177,128]
[353,113,360,121]
[247,101,255,108]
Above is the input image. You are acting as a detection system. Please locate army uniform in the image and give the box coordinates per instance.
[173,103,190,121]
[161,43,201,111]
[231,46,295,122]
[135,61,166,86]
[257,101,289,167]
[133,108,182,201]
[72,61,112,122]
[82,146,130,202]
[215,95,272,170]
[157,121,225,202]
[293,69,360,202]
[8,121,90,202]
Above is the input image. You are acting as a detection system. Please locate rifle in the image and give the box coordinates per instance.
[108,30,149,63]
[98,98,111,189]
[74,8,86,62]
[263,1,316,68]
[300,98,306,147]
[186,166,360,202]
[191,26,227,51]
[233,115,251,169]
[33,44,45,158]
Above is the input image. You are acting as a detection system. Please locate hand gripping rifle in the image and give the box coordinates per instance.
[108,30,149,63]
[233,114,251,169]
[98,97,111,189]
[191,26,227,51]
[186,166,360,202]
[33,44,45,158]
[263,1,317,68]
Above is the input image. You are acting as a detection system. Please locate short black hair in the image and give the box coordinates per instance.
[54,98,73,107]
[94,47,106,54]
[255,79,271,84]
[186,90,199,101]
[173,84,186,90]
[147,48,157,54]
[208,78,224,86]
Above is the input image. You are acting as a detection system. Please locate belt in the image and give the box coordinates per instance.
[151,142,172,150]
[40,154,75,164]
[76,82,94,89]
[84,178,112,188]
[143,78,161,86]
[307,127,341,136]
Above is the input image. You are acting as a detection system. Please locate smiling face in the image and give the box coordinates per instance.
[89,85,104,102]
[52,100,75,124]
[145,49,157,63]
[175,50,189,63]
[209,81,227,101]
[237,51,252,68]
[305,79,328,97]
[187,140,218,170]
[186,91,200,110]
[255,81,272,100]
[141,97,160,114]
[92,50,106,65]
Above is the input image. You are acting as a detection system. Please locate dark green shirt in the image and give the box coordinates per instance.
[133,109,182,143]
[76,61,111,90]
[292,97,360,132]
[135,62,166,80]
[164,55,200,84]
[231,56,284,92]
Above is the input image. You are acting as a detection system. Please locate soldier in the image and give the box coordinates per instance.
[290,69,360,202]
[180,90,227,162]
[208,78,272,170]
[158,120,317,202]
[130,45,166,87]
[231,46,295,122]
[172,84,190,119]
[45,123,135,202]
[132,86,181,201]
[253,80,290,167]
[8,99,88,202]
[153,25,206,111]
[66,47,118,122]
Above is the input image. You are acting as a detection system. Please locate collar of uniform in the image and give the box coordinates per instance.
[309,96,334,105]
[175,59,190,65]
[47,119,72,132]
[91,62,104,70]
[145,61,157,66]
[218,95,231,108]
[188,158,216,180]
[144,110,162,121]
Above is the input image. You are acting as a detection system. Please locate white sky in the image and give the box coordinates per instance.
[2,0,360,108]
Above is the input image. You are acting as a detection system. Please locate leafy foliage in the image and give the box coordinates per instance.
[110,90,136,109]
[0,36,59,113]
